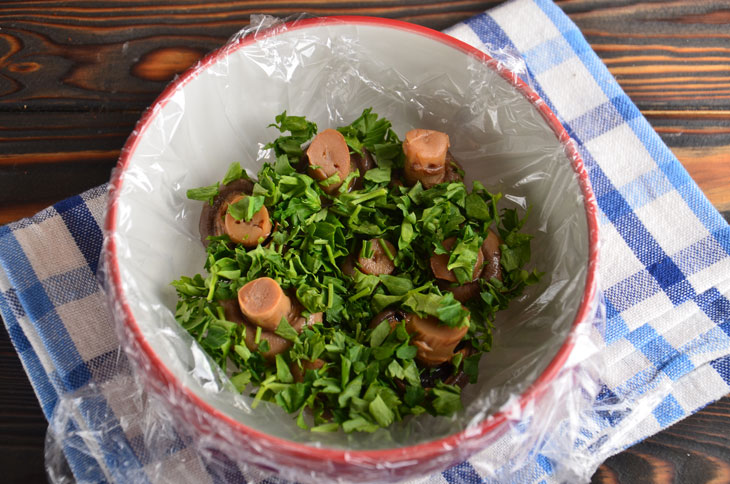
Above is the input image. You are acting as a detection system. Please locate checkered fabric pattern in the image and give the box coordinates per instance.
[2,0,730,482]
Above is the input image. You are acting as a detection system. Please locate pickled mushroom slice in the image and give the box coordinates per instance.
[481,229,503,282]
[237,277,292,331]
[224,195,272,247]
[306,128,351,193]
[358,239,397,275]
[430,237,484,283]
[403,129,450,188]
[405,313,469,367]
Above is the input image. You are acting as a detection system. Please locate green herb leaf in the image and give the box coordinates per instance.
[275,354,294,383]
[230,371,251,392]
[275,317,300,343]
[364,167,391,183]
[436,292,470,328]
[387,359,405,379]
[227,195,266,222]
[370,321,391,348]
[222,162,248,185]
[378,275,413,296]
[186,183,219,205]
[431,383,462,415]
[311,423,339,433]
[338,374,363,407]
[465,192,491,221]
[463,353,481,384]
[396,344,417,360]
[404,385,425,407]
[369,394,394,427]
[342,417,379,433]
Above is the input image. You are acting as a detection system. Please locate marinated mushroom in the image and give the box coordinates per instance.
[369,309,471,386]
[438,279,481,303]
[224,195,272,247]
[220,298,245,325]
[350,148,376,190]
[340,254,356,277]
[405,313,469,367]
[402,129,450,188]
[369,308,408,331]
[481,229,503,282]
[306,128,351,194]
[198,178,254,247]
[420,342,476,389]
[430,237,484,283]
[442,151,465,184]
[291,358,325,383]
[242,321,292,361]
[237,277,292,331]
[243,302,320,361]
[357,239,397,275]
[223,292,321,361]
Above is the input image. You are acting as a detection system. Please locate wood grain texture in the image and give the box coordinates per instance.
[0,1,729,483]
[0,329,49,484]
[592,397,730,484]
[559,0,730,109]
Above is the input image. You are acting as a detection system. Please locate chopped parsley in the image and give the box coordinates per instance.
[172,109,541,432]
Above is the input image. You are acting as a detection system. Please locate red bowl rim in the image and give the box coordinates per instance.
[105,15,600,467]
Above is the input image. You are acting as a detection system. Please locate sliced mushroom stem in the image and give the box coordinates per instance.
[306,128,351,194]
[357,238,397,275]
[406,313,469,367]
[223,195,272,247]
[402,129,450,188]
[438,279,481,303]
[481,229,503,282]
[350,148,375,190]
[220,298,245,324]
[442,151,464,184]
[198,178,254,247]
[238,277,292,331]
[242,321,292,361]
[430,237,484,283]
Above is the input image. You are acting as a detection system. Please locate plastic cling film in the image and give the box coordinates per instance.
[66,13,612,483]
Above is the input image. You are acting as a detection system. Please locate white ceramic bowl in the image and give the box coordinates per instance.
[105,16,599,482]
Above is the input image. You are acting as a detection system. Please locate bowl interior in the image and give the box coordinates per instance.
[110,19,590,449]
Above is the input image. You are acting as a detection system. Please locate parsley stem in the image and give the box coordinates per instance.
[350,187,387,205]
[206,274,217,302]
[252,374,277,409]
[350,205,362,220]
[325,244,337,268]
[378,238,394,261]
[348,287,370,302]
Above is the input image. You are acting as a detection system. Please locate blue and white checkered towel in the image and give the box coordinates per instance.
[2,0,730,482]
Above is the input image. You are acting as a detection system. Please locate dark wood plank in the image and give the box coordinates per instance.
[0,328,49,484]
[592,396,730,484]
[0,111,135,206]
[558,0,730,110]
[0,1,500,111]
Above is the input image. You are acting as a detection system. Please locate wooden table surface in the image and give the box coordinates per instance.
[1,1,728,483]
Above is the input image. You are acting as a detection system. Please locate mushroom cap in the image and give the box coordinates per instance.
[198,178,254,247]
[223,195,272,247]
